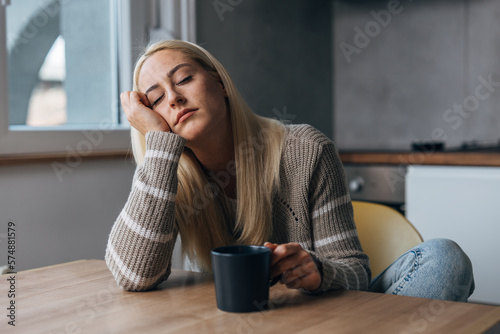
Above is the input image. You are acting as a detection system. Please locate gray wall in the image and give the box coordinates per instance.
[0,158,135,270]
[334,0,500,150]
[196,0,334,138]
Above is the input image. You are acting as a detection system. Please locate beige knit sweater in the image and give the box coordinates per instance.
[105,124,371,292]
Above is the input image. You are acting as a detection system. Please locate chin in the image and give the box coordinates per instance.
[178,123,206,144]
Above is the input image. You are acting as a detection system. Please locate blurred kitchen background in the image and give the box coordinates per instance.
[0,0,499,304]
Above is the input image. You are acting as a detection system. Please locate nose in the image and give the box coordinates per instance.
[167,86,185,108]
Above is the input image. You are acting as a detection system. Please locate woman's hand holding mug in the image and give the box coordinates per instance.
[264,242,321,291]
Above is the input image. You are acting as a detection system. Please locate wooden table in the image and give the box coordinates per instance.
[1,260,499,333]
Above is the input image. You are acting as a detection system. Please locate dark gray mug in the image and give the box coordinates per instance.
[211,245,271,313]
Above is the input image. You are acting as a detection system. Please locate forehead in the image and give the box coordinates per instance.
[138,49,195,92]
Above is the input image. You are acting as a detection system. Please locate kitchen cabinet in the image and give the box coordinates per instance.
[406,165,500,305]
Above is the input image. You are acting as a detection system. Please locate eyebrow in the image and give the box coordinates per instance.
[144,63,192,96]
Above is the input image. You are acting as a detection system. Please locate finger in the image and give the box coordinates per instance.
[282,258,321,290]
[130,91,147,107]
[285,270,321,291]
[282,258,318,285]
[269,244,303,278]
[120,91,131,110]
[265,242,281,282]
[139,92,152,108]
[272,245,309,276]
[269,243,301,266]
[122,91,171,134]
[131,91,171,132]
[285,276,302,289]
[270,254,298,279]
[264,242,278,251]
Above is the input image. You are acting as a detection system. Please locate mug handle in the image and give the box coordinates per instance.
[269,273,282,287]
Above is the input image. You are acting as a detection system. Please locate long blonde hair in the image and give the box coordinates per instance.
[131,40,285,270]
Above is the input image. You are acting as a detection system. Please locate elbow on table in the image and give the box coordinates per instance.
[113,270,170,292]
[358,264,371,291]
[118,280,159,292]
[105,255,171,292]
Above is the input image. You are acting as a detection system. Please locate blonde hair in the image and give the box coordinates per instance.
[131,40,285,270]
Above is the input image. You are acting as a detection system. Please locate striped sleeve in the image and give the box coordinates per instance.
[306,141,371,293]
[105,131,186,291]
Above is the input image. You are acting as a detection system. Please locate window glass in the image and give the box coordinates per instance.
[6,0,116,127]
[26,35,66,126]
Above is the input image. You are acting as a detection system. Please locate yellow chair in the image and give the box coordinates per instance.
[352,201,424,277]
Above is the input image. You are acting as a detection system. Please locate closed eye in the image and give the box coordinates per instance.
[177,75,192,85]
[152,94,164,107]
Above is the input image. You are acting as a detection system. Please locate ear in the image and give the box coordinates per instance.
[219,80,228,97]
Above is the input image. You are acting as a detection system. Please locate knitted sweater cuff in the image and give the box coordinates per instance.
[141,132,186,180]
[145,131,186,156]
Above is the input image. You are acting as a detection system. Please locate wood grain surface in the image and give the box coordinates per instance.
[1,259,498,333]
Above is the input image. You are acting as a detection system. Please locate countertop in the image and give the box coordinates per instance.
[339,151,500,167]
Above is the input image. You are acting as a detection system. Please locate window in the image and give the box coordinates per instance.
[26,35,66,127]
[0,0,196,156]
[7,0,116,127]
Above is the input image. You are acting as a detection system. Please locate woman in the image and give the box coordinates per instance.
[105,40,474,300]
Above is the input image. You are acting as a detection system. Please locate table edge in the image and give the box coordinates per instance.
[460,307,500,334]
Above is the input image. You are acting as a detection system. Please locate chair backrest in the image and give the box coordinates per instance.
[352,201,423,277]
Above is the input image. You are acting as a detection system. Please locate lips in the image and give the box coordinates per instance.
[175,108,198,125]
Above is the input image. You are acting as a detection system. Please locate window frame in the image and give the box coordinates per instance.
[0,0,196,157]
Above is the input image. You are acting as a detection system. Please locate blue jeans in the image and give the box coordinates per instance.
[369,239,475,302]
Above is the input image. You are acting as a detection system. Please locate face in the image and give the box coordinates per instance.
[138,49,229,145]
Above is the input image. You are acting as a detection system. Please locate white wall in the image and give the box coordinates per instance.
[0,158,135,271]
[407,166,500,305]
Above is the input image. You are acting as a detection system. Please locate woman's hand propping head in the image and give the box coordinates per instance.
[121,90,171,135]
